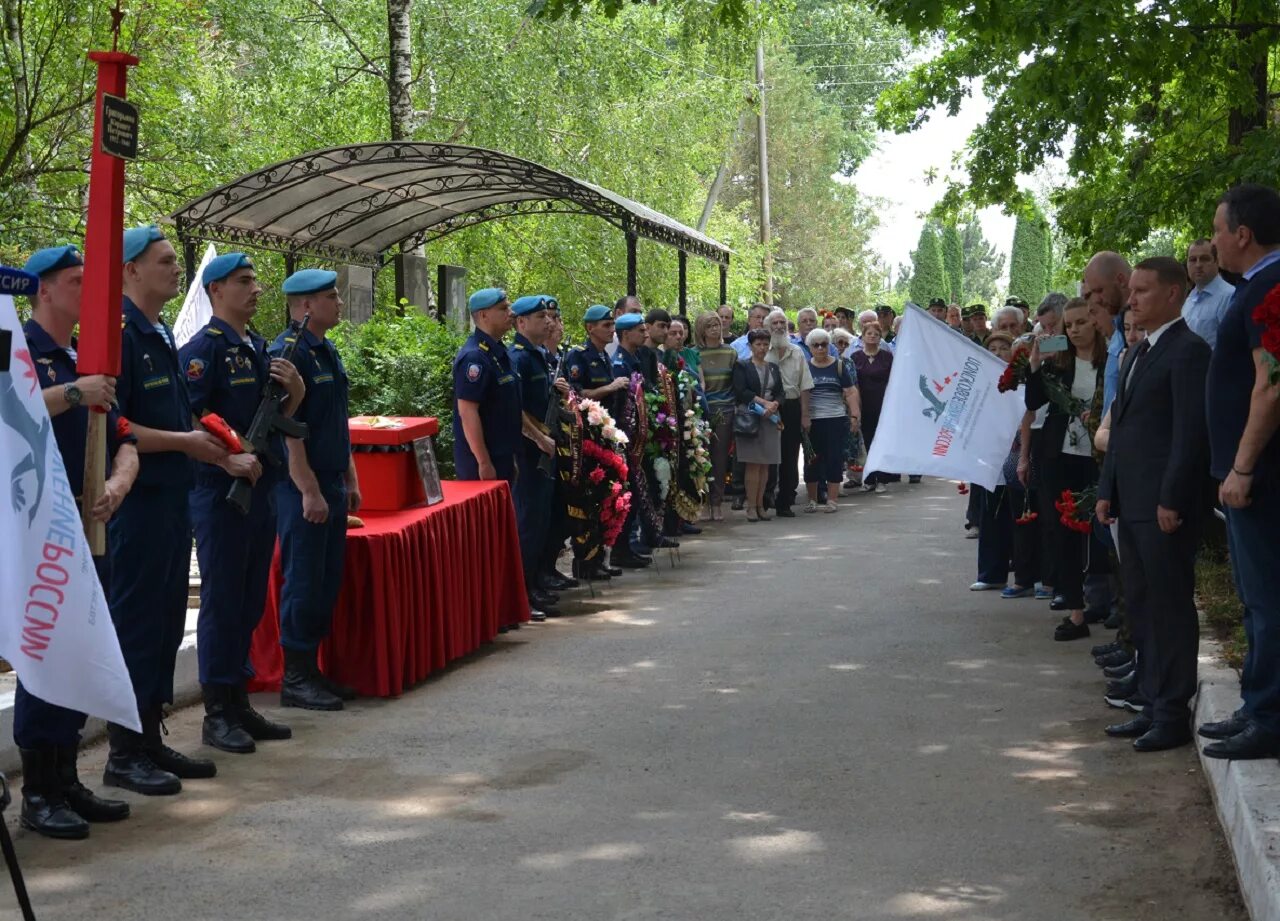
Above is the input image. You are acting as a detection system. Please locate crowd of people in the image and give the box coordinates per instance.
[957,183,1280,758]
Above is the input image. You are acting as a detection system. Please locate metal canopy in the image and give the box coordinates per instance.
[166,142,730,269]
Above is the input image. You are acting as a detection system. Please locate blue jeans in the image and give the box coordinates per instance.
[1225,485,1280,735]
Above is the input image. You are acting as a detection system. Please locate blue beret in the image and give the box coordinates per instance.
[615,313,644,331]
[468,287,507,312]
[583,304,611,323]
[510,295,549,317]
[282,268,338,296]
[23,245,83,279]
[0,265,39,298]
[202,252,253,288]
[539,295,559,311]
[123,225,166,264]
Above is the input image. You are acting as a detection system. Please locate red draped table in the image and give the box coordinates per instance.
[248,480,530,697]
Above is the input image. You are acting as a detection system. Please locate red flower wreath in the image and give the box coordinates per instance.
[1054,488,1094,533]
[1253,283,1280,385]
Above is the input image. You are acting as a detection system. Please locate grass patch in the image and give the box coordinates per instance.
[1197,544,1247,671]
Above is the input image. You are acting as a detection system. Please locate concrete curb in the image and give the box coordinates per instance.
[1195,642,1280,921]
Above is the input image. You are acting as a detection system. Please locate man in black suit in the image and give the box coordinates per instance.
[1097,256,1211,752]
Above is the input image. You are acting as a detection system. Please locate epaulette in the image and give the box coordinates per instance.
[569,344,586,352]
[204,327,223,337]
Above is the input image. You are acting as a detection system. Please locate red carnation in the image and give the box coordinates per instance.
[116,416,133,440]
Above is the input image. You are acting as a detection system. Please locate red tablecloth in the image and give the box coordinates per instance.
[248,480,530,697]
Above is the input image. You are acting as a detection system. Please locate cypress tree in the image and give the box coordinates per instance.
[942,222,964,305]
[909,225,947,306]
[1008,204,1050,306]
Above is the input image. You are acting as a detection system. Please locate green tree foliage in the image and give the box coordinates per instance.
[875,0,1280,256]
[941,221,963,304]
[908,224,945,305]
[1008,204,1051,307]
[959,217,1004,305]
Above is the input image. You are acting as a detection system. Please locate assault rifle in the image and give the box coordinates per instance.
[226,315,311,515]
[537,360,567,478]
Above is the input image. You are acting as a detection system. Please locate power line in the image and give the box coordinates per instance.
[785,40,908,48]
[619,36,746,86]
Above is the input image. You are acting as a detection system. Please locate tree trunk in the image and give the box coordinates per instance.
[387,0,413,141]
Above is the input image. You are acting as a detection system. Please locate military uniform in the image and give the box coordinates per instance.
[12,247,132,838]
[563,341,613,397]
[271,302,351,670]
[609,316,656,566]
[451,328,523,482]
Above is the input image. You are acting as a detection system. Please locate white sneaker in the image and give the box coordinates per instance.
[823,501,839,513]
[874,483,886,494]
[970,581,1003,591]
[804,500,818,513]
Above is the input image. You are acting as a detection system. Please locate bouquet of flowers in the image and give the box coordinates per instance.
[572,395,632,547]
[997,351,1031,393]
[1255,283,1280,386]
[1014,492,1038,525]
[1054,486,1096,533]
[671,367,711,519]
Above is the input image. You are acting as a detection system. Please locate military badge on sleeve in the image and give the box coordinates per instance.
[186,358,206,380]
[466,363,482,382]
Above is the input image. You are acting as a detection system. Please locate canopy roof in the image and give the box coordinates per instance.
[167,142,730,268]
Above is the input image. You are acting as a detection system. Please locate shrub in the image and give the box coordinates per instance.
[332,313,467,478]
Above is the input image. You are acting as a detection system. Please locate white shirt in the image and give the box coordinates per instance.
[1181,274,1234,349]
[766,343,814,399]
[1063,356,1097,457]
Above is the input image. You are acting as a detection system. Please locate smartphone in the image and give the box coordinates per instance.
[1039,334,1069,354]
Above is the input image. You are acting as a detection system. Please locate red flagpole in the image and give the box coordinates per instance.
[78,49,138,554]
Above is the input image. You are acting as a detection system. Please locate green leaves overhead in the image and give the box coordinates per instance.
[875,0,1280,255]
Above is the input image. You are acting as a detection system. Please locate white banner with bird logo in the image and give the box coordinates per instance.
[865,305,1025,491]
[0,268,140,729]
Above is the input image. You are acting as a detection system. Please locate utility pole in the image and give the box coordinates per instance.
[755,35,772,304]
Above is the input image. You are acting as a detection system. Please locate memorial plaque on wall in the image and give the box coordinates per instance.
[437,264,469,335]
[394,253,430,313]
[337,265,374,326]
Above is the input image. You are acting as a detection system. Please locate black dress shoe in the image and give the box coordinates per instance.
[103,724,182,796]
[1103,660,1136,679]
[541,571,578,590]
[201,684,256,754]
[530,588,560,608]
[1202,722,1280,760]
[1049,595,1068,611]
[1053,619,1090,641]
[55,747,129,823]
[604,565,623,577]
[234,686,292,740]
[655,536,679,549]
[139,705,219,777]
[1133,721,1192,752]
[1091,640,1124,657]
[775,507,796,518]
[1105,672,1138,700]
[529,608,548,623]
[612,552,651,569]
[1198,711,1249,741]
[1103,610,1123,630]
[1105,716,1153,738]
[680,522,703,534]
[1095,649,1133,669]
[731,496,745,511]
[19,748,90,840]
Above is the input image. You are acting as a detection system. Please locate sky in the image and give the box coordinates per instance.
[847,85,1015,293]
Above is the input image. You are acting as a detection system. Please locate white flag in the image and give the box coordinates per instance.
[173,243,217,348]
[865,305,1025,491]
[0,269,140,730]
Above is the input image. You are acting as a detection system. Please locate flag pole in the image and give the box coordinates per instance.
[78,7,138,555]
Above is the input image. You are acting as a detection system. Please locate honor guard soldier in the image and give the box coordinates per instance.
[12,248,134,838]
[565,304,626,402]
[452,288,529,629]
[609,312,655,569]
[272,269,360,711]
[532,296,577,590]
[179,253,304,752]
[108,225,227,796]
[508,295,567,619]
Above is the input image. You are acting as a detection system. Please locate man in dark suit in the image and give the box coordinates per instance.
[1097,256,1211,752]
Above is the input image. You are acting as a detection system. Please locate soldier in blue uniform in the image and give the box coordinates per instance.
[451,288,531,630]
[179,253,304,753]
[507,295,568,619]
[108,225,228,796]
[11,247,134,839]
[609,312,656,569]
[272,268,361,711]
[534,297,578,591]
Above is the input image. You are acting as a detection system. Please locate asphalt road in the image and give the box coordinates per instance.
[2,479,1245,921]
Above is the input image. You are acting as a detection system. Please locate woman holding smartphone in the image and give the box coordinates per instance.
[1025,298,1109,641]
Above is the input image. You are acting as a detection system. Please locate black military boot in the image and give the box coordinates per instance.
[103,722,182,796]
[314,671,357,702]
[142,706,218,778]
[19,748,89,840]
[201,685,255,754]
[281,647,343,711]
[55,746,129,823]
[233,685,292,741]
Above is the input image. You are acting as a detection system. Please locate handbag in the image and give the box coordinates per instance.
[733,405,761,437]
